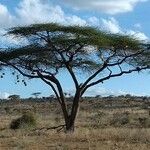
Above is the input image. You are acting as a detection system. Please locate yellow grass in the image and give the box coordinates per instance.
[0,99,150,150]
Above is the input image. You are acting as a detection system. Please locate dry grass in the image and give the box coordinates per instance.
[0,99,150,149]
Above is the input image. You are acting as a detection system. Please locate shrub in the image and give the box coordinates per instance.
[138,117,150,128]
[4,107,11,114]
[111,112,130,126]
[10,112,36,129]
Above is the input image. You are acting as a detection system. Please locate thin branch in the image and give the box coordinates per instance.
[32,124,65,132]
[17,57,59,76]
[118,64,123,72]
[108,50,143,67]
[106,66,112,75]
[58,51,79,90]
[36,33,49,43]
[66,64,79,89]
[81,50,117,89]
[0,62,8,66]
[6,63,39,79]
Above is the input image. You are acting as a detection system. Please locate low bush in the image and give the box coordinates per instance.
[10,112,36,129]
[138,117,150,128]
[4,107,11,114]
[111,112,130,126]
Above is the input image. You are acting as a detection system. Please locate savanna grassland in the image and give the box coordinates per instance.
[0,96,150,150]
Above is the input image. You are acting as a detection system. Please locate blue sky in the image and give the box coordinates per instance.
[0,0,150,98]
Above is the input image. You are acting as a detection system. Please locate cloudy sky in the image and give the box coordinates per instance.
[0,0,150,98]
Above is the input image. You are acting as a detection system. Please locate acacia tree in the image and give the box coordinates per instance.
[0,23,150,132]
[32,92,41,98]
[8,94,20,101]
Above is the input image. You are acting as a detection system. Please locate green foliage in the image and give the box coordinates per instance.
[7,23,141,50]
[10,112,36,129]
[1,23,148,78]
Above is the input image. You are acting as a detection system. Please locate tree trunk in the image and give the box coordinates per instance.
[64,91,80,133]
[65,116,75,132]
[61,101,80,133]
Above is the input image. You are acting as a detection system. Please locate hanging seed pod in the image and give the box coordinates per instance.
[0,75,3,78]
[16,75,19,79]
[2,73,5,75]
[12,72,15,75]
[24,82,27,86]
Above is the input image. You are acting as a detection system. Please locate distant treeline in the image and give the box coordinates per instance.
[0,94,150,102]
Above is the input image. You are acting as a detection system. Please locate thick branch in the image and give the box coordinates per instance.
[108,50,143,67]
[81,63,107,89]
[66,64,79,89]
[54,78,69,120]
[81,66,149,95]
[37,72,62,104]
[37,70,69,120]
[81,50,143,90]
[58,51,79,90]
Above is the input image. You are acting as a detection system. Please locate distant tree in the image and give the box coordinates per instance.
[64,92,71,97]
[0,23,150,132]
[118,95,125,98]
[95,95,102,98]
[108,95,114,98]
[31,92,41,98]
[49,94,55,98]
[125,94,132,98]
[8,94,20,101]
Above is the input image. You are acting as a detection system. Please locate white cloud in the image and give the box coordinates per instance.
[66,15,86,26]
[92,17,149,41]
[15,0,64,25]
[66,86,132,97]
[87,17,100,26]
[0,4,14,28]
[63,0,148,14]
[0,30,28,48]
[15,0,86,26]
[66,86,150,97]
[84,86,128,97]
[0,0,149,47]
[0,0,87,47]
[0,92,10,99]
[134,23,142,29]
[0,0,87,28]
[101,17,122,33]
[126,30,149,41]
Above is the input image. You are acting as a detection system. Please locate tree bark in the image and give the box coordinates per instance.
[64,91,81,132]
[65,116,75,132]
